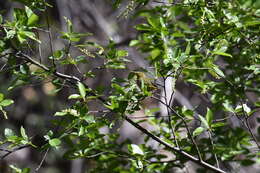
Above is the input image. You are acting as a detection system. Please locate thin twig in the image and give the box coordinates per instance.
[124,116,226,173]
[213,114,234,122]
[85,151,108,159]
[151,96,203,161]
[0,63,7,71]
[163,76,178,143]
[45,12,55,68]
[148,159,179,164]
[127,115,171,119]
[245,117,260,149]
[207,130,219,168]
[168,67,183,107]
[35,148,49,172]
[160,72,179,148]
[36,31,42,63]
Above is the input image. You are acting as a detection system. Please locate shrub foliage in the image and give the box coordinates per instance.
[0,0,260,172]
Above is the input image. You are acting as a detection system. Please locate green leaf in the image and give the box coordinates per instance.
[0,14,2,24]
[22,168,30,173]
[64,16,73,33]
[212,65,225,78]
[212,51,232,57]
[241,159,255,166]
[211,122,226,128]
[44,130,53,141]
[77,82,86,100]
[20,64,29,74]
[116,50,128,57]
[129,40,139,46]
[242,104,251,115]
[147,17,159,29]
[135,24,151,31]
[5,128,15,137]
[193,127,204,137]
[54,111,67,116]
[25,6,39,26]
[172,32,185,37]
[245,20,260,26]
[49,138,61,147]
[0,93,4,102]
[61,32,90,42]
[78,126,84,136]
[135,159,143,169]
[23,31,41,43]
[20,126,28,140]
[9,165,22,172]
[17,32,27,44]
[53,50,64,60]
[223,101,234,113]
[111,83,125,94]
[6,30,16,39]
[112,0,122,8]
[18,31,41,43]
[82,114,95,123]
[0,99,14,107]
[68,94,81,99]
[13,8,27,25]
[198,114,209,129]
[185,42,191,55]
[129,144,144,156]
[235,105,243,114]
[206,108,213,127]
[150,49,161,59]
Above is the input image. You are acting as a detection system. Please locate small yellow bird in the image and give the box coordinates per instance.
[132,71,157,91]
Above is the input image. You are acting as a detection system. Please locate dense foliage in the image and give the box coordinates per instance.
[0,0,260,172]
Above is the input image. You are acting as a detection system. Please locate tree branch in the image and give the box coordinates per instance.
[124,116,226,173]
[12,51,226,173]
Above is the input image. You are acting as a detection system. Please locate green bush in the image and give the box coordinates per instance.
[0,0,259,172]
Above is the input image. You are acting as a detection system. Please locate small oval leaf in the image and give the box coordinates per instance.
[49,138,61,147]
[0,99,14,107]
[77,82,86,100]
[193,127,204,137]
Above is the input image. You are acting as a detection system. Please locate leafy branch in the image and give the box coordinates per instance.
[8,51,226,173]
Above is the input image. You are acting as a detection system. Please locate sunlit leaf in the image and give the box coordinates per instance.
[68,94,81,99]
[206,108,213,127]
[77,82,86,100]
[49,138,61,147]
[129,144,144,156]
[5,128,15,137]
[212,51,232,57]
[198,114,209,129]
[20,126,28,140]
[193,127,204,137]
[0,99,14,107]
